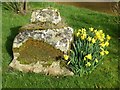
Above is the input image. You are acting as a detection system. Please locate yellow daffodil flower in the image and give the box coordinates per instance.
[76,32,80,37]
[100,42,105,47]
[85,62,91,67]
[87,36,92,42]
[81,34,86,40]
[95,32,101,39]
[85,54,92,60]
[100,51,104,56]
[95,30,105,42]
[99,33,105,42]
[95,31,100,36]
[78,29,81,32]
[83,33,87,37]
[94,29,97,33]
[95,59,98,63]
[105,41,109,46]
[89,27,94,31]
[64,55,69,60]
[99,30,103,34]
[92,38,96,44]
[82,28,86,32]
[101,33,105,38]
[99,38,104,42]
[81,36,85,40]
[104,50,109,55]
[84,57,86,61]
[106,35,111,40]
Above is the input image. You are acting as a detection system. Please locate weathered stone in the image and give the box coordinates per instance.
[13,27,73,54]
[19,20,67,31]
[9,7,74,76]
[10,27,74,75]
[9,55,74,76]
[31,7,61,24]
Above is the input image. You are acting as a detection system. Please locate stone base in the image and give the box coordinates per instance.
[9,53,74,76]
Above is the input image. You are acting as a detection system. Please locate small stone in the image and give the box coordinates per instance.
[31,7,61,24]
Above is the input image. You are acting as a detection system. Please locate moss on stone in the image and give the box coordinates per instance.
[13,48,19,53]
[16,38,64,64]
[42,60,53,67]
[60,60,67,68]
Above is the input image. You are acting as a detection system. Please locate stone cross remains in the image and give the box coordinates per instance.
[9,7,74,76]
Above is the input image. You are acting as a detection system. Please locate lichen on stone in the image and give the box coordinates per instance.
[13,27,73,54]
[30,7,62,24]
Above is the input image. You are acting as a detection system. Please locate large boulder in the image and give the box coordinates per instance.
[9,7,74,76]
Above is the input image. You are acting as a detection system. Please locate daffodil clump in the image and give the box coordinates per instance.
[64,27,111,76]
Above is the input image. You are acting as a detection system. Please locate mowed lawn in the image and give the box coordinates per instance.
[2,2,119,88]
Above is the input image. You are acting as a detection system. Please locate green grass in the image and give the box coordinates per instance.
[2,2,119,88]
[0,2,2,89]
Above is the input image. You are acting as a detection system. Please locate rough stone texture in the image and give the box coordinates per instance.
[19,20,67,31]
[9,7,74,76]
[31,7,61,24]
[13,27,73,54]
[9,55,74,76]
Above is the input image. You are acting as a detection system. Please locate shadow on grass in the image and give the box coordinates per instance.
[5,26,21,61]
